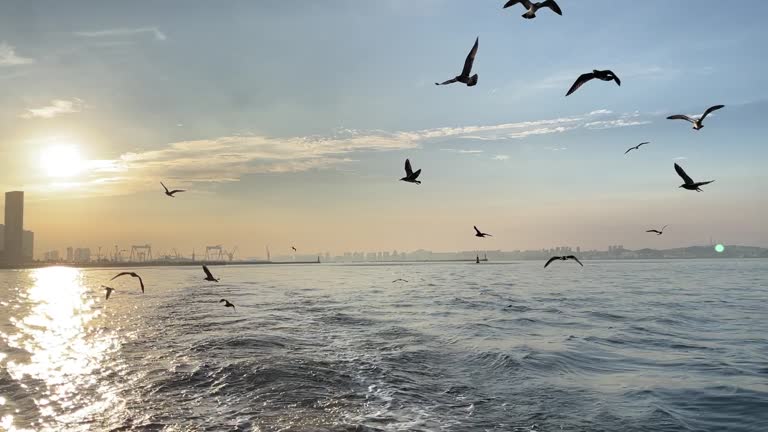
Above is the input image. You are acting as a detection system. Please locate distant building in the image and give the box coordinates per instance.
[23,230,34,261]
[66,247,74,262]
[74,248,91,263]
[3,191,25,264]
[44,250,60,261]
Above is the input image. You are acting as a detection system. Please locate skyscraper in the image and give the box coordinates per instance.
[3,191,24,264]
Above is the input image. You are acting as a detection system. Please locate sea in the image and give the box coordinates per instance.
[1,260,767,431]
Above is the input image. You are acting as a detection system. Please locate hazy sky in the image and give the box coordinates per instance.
[1,0,767,258]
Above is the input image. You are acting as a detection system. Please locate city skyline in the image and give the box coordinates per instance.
[1,1,767,257]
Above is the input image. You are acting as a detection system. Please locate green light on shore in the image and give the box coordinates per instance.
[714,244,725,253]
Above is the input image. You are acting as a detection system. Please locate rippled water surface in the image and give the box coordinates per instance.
[1,260,767,431]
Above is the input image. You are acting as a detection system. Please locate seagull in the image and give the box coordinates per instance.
[392,278,409,283]
[503,0,562,19]
[219,299,236,311]
[110,272,145,293]
[161,182,185,197]
[474,226,492,238]
[625,142,650,155]
[291,246,297,252]
[101,285,115,300]
[667,105,725,130]
[400,159,422,184]
[675,163,714,192]
[202,265,219,282]
[646,225,669,235]
[436,37,479,87]
[566,70,621,96]
[544,256,583,268]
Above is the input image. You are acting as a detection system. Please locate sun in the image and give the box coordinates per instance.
[40,144,84,178]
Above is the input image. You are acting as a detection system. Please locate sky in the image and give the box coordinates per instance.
[1,0,767,259]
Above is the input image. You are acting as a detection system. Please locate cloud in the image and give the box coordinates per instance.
[21,99,84,119]
[51,109,649,195]
[673,156,687,161]
[0,42,34,65]
[74,27,167,41]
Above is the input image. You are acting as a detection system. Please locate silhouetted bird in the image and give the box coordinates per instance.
[646,225,668,235]
[161,182,185,197]
[292,246,297,252]
[474,226,492,238]
[102,285,115,300]
[203,265,219,282]
[675,163,714,192]
[544,256,583,268]
[392,279,409,283]
[400,159,422,184]
[625,142,650,155]
[110,272,145,293]
[667,105,724,130]
[503,0,562,19]
[219,299,236,311]
[566,70,621,96]
[436,37,479,87]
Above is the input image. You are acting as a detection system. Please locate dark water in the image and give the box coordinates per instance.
[1,260,767,431]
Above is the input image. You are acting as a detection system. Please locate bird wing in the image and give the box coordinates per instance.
[474,226,482,235]
[661,225,669,231]
[567,256,584,266]
[169,189,185,194]
[160,182,169,193]
[624,146,636,154]
[609,71,621,86]
[638,142,649,147]
[136,275,145,293]
[411,169,421,180]
[646,230,660,234]
[405,159,413,176]
[695,180,715,186]
[111,272,130,280]
[504,0,532,8]
[565,72,595,96]
[700,104,725,121]
[543,0,563,15]
[203,265,215,279]
[219,299,227,303]
[674,163,694,185]
[461,37,479,78]
[436,78,458,86]
[544,256,558,268]
[667,114,695,123]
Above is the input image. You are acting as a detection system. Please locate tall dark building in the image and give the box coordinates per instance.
[3,191,24,264]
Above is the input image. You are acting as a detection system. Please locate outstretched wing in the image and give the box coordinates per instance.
[674,163,694,185]
[474,226,482,235]
[111,272,130,281]
[700,104,725,121]
[566,72,595,96]
[646,230,661,234]
[544,257,558,268]
[661,225,669,231]
[503,0,533,8]
[203,265,215,279]
[638,142,649,147]
[169,189,185,195]
[404,159,413,176]
[667,114,695,123]
[543,0,563,15]
[435,78,458,86]
[160,182,169,193]
[136,275,145,293]
[624,146,636,154]
[607,70,621,86]
[461,37,479,78]
[411,169,421,180]
[567,256,584,266]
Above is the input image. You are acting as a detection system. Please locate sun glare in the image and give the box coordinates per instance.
[40,145,84,178]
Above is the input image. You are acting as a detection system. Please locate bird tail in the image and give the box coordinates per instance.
[467,74,478,87]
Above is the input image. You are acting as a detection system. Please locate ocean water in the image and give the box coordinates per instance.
[1,260,767,431]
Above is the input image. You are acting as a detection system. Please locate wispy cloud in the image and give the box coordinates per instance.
[0,42,34,65]
[21,99,84,119]
[47,110,649,195]
[74,27,167,41]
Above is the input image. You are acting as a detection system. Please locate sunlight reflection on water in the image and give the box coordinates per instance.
[1,267,119,431]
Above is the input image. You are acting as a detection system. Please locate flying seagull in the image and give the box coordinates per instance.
[675,163,714,192]
[291,246,297,252]
[219,299,236,311]
[400,159,422,184]
[161,182,185,197]
[474,226,492,238]
[646,225,669,236]
[436,37,479,87]
[625,142,650,155]
[544,256,583,268]
[566,70,621,96]
[202,265,219,282]
[392,278,409,283]
[101,285,115,300]
[667,105,725,130]
[503,0,562,19]
[110,272,145,293]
